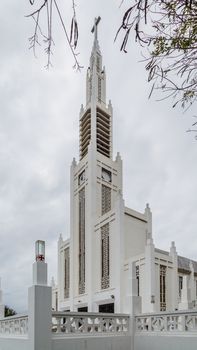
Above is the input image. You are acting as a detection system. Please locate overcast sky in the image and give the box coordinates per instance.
[0,0,196,312]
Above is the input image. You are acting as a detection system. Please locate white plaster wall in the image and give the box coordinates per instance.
[59,250,64,303]
[93,226,101,294]
[70,156,88,309]
[124,212,147,260]
[123,267,129,313]
[110,219,117,290]
[195,277,197,301]
[58,239,70,310]
[52,287,58,311]
[96,151,122,210]
[140,263,146,312]
[0,338,29,350]
[155,263,160,311]
[135,334,197,350]
[73,188,79,299]
[96,174,101,216]
[166,267,172,311]
[52,335,132,350]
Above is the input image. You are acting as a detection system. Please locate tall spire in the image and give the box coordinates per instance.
[91,16,101,43]
[86,16,106,105]
[80,18,112,160]
[91,16,101,55]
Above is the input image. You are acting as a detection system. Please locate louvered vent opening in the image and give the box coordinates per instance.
[96,107,110,158]
[80,109,91,159]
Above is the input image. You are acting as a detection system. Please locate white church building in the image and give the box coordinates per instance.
[52,19,197,315]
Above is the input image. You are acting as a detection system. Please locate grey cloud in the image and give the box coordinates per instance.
[0,0,196,312]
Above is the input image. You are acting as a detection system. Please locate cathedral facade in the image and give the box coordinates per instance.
[53,21,197,314]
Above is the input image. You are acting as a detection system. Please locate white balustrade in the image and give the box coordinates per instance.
[52,312,129,336]
[136,310,197,333]
[0,315,28,336]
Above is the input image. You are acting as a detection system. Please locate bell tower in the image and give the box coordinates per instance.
[68,18,123,312]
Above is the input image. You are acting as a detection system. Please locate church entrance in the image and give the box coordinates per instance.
[99,303,114,313]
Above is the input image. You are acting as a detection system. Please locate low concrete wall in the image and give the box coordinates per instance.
[0,335,131,350]
[0,338,29,350]
[52,335,131,350]
[135,334,197,350]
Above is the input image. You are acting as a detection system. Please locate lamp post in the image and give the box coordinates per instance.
[35,240,45,262]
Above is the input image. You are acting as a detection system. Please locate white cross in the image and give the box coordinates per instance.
[91,16,101,41]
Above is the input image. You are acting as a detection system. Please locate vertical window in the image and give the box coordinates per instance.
[101,168,112,182]
[136,265,140,296]
[102,185,111,215]
[64,247,70,298]
[160,265,166,311]
[79,109,91,160]
[79,188,85,294]
[96,108,111,158]
[178,276,183,298]
[101,223,110,289]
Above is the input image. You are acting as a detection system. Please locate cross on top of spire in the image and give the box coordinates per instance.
[91,16,101,41]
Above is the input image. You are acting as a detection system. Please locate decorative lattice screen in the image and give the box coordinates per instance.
[101,223,110,290]
[79,188,85,294]
[102,185,111,215]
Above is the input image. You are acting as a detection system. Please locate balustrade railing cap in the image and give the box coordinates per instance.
[52,311,129,317]
[136,309,197,317]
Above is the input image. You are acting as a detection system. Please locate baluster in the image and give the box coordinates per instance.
[91,316,95,333]
[94,316,99,333]
[16,320,20,334]
[141,317,144,331]
[148,316,152,332]
[19,319,22,334]
[116,317,120,333]
[195,315,197,331]
[81,316,85,332]
[175,316,179,331]
[10,320,14,334]
[109,317,113,332]
[138,317,142,331]
[105,317,109,332]
[121,317,124,332]
[192,316,195,331]
[125,317,129,332]
[98,317,103,333]
[178,314,185,331]
[163,315,167,331]
[181,314,186,331]
[76,317,80,333]
[56,317,61,333]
